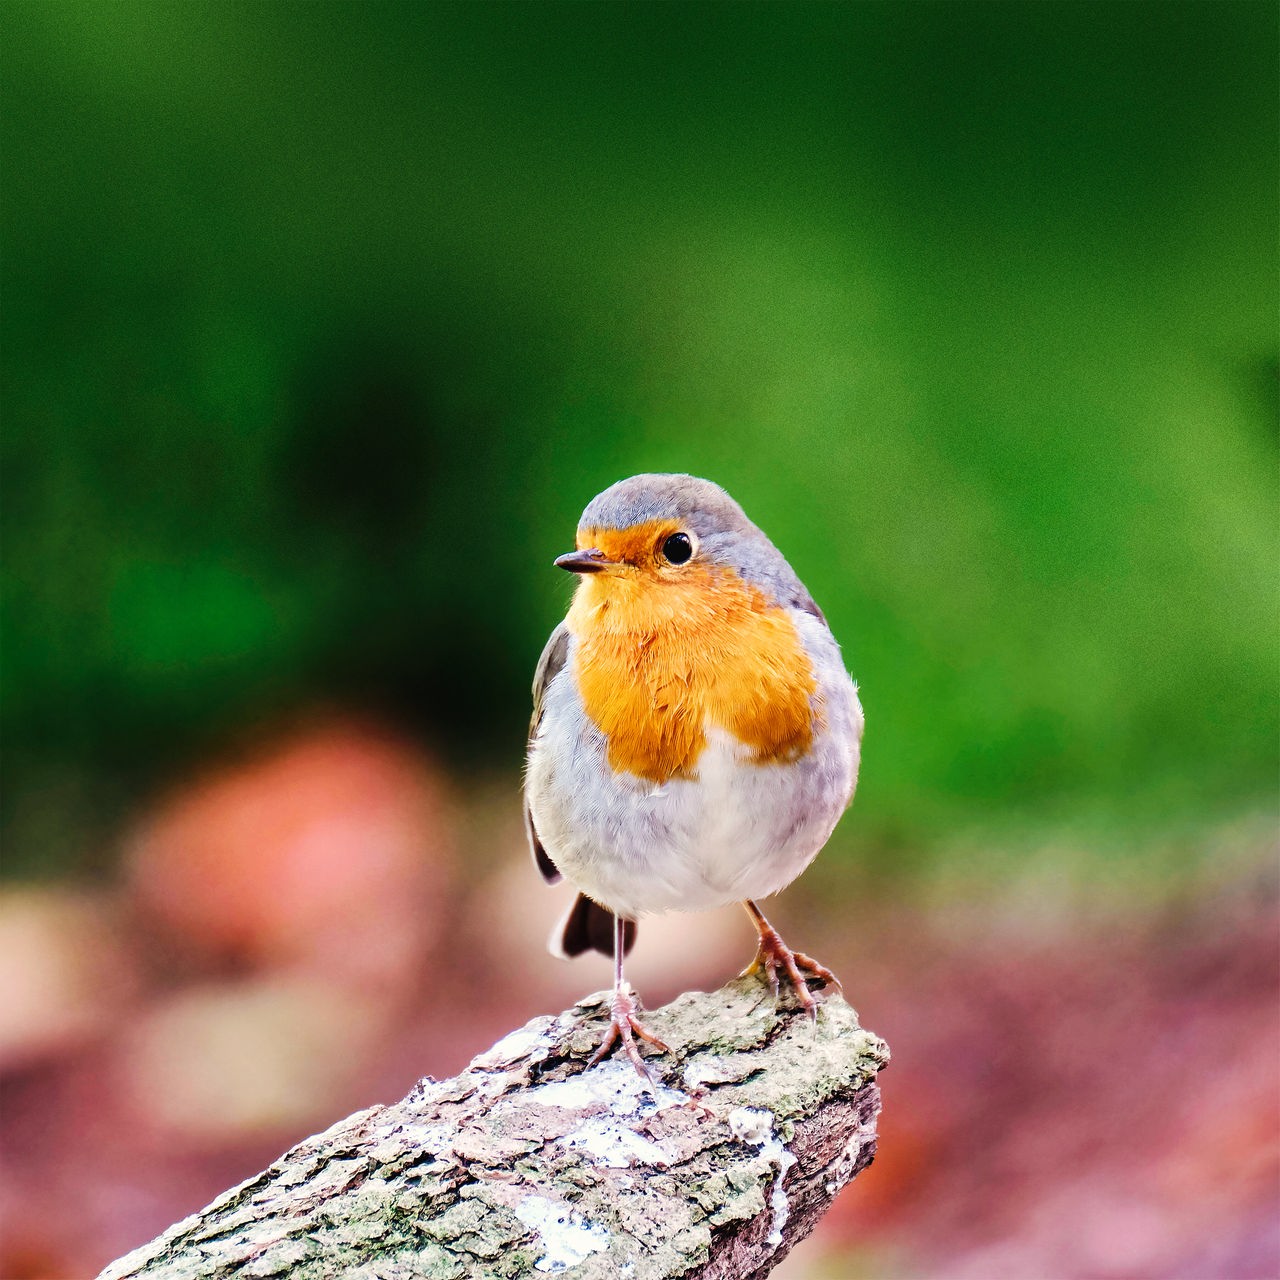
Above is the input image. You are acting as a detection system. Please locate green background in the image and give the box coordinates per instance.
[4,0,1276,875]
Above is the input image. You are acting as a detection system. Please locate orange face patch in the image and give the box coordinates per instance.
[565,553,817,783]
[577,520,681,571]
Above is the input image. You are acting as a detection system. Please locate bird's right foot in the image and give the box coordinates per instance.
[588,983,670,1083]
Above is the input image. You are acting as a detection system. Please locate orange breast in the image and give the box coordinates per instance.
[566,563,817,783]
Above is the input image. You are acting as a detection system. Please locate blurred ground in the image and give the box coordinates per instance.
[0,721,1275,1278]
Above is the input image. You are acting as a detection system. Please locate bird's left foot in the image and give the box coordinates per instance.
[744,922,842,1022]
[588,983,670,1083]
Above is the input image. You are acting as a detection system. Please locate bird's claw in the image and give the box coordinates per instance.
[588,983,670,1083]
[743,925,841,1023]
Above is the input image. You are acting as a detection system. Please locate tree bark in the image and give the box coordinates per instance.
[100,977,889,1280]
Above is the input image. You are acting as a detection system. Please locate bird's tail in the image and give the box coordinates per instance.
[549,892,637,960]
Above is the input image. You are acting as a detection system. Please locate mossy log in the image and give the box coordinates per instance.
[99,978,889,1280]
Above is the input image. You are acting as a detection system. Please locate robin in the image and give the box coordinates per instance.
[524,473,864,1078]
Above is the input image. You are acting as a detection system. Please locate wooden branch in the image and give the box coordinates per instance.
[100,977,889,1280]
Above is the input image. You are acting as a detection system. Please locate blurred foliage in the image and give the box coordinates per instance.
[3,0,1277,875]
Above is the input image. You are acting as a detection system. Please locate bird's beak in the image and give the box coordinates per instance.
[554,547,613,574]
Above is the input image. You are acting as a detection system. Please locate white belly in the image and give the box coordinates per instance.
[527,666,862,919]
[606,729,828,913]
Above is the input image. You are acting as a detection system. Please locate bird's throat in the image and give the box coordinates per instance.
[566,566,818,783]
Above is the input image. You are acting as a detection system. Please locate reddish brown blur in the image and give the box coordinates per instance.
[779,850,1280,1278]
[0,724,1275,1279]
[127,722,451,981]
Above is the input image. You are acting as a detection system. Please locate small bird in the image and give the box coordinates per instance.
[524,474,864,1077]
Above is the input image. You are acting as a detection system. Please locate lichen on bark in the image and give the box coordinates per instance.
[100,977,889,1280]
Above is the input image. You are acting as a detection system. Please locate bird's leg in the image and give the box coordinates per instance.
[741,899,842,1022]
[587,913,670,1081]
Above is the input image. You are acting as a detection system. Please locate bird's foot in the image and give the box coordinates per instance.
[743,923,842,1022]
[587,983,671,1083]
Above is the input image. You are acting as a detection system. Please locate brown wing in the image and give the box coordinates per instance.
[525,623,639,961]
[524,622,570,884]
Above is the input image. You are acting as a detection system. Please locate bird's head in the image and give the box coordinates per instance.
[556,473,765,586]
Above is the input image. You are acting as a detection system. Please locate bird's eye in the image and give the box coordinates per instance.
[661,532,694,565]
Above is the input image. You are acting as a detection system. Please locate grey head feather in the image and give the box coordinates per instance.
[578,473,825,621]
[579,473,750,535]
